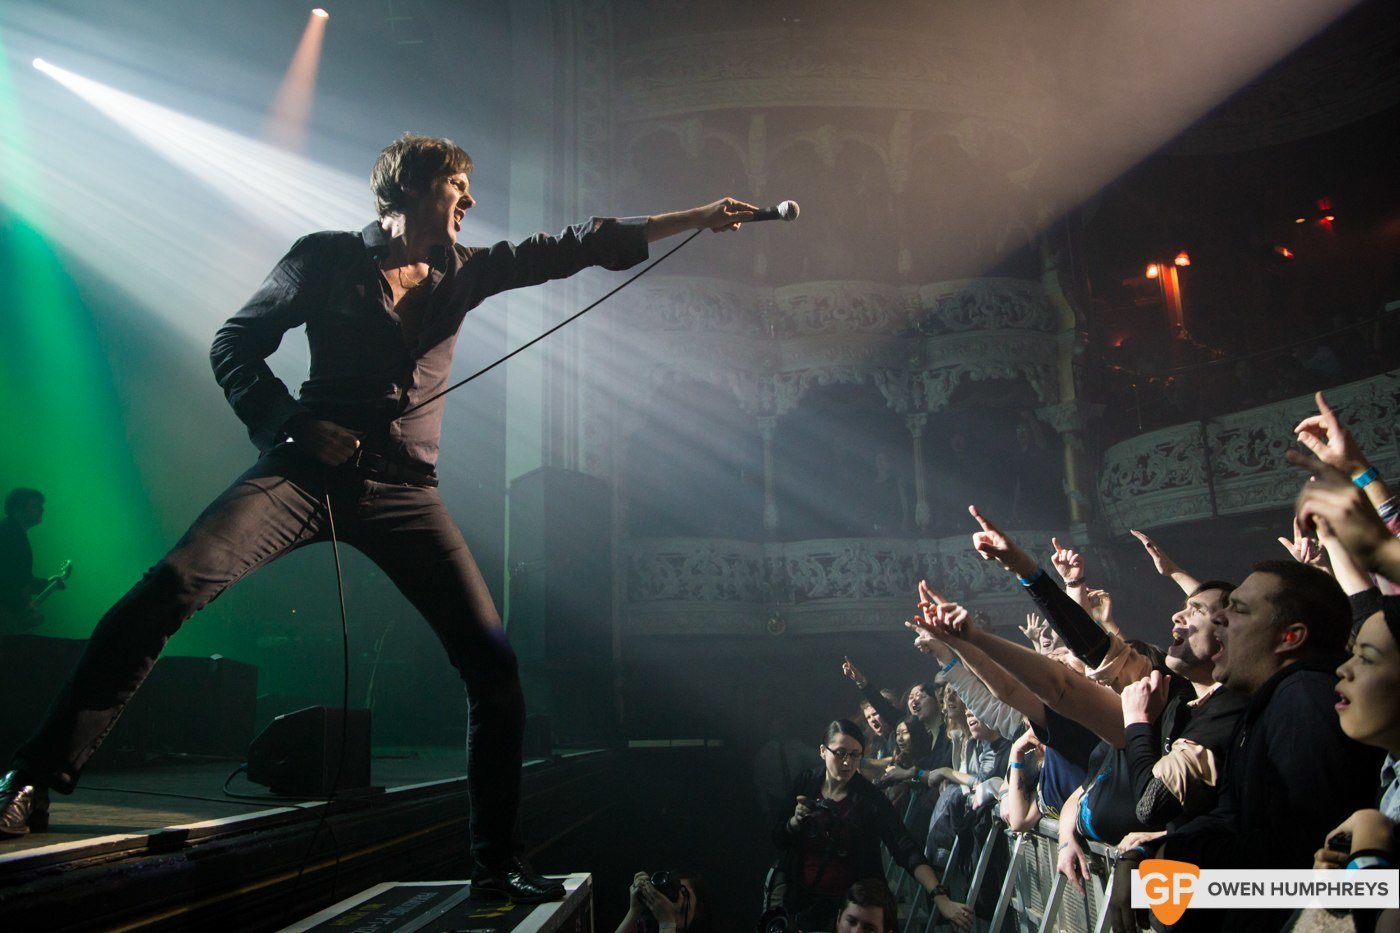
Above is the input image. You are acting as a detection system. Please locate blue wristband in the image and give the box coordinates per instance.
[940,657,959,674]
[1354,467,1379,489]
[1008,761,1024,769]
[1346,855,1393,870]
[1017,568,1046,586]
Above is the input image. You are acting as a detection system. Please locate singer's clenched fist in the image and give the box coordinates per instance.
[692,197,758,232]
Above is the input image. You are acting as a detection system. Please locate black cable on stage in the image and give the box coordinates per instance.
[280,485,352,918]
[399,228,703,418]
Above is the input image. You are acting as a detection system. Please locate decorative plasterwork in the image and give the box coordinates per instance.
[622,532,1060,636]
[1098,370,1400,534]
[611,276,1064,419]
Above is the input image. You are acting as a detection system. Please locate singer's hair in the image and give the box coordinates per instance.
[370,134,473,219]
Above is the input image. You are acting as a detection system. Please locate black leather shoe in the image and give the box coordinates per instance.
[509,856,565,894]
[471,859,565,904]
[0,771,50,838]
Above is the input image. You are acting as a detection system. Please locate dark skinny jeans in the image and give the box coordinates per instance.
[13,444,523,868]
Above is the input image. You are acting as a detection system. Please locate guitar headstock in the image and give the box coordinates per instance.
[57,559,73,580]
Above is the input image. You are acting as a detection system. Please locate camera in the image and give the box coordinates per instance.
[756,905,802,933]
[638,871,690,933]
[650,870,685,903]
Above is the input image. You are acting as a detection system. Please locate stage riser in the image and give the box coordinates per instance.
[0,753,613,931]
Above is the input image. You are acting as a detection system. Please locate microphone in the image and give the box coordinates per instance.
[749,200,800,223]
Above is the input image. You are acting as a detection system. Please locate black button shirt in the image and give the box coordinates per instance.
[210,216,650,472]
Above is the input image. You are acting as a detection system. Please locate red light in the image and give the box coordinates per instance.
[1273,245,1294,259]
[1145,263,1160,279]
[1173,250,1191,267]
[1322,215,1335,223]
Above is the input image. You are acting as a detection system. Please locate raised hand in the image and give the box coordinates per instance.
[1120,670,1171,726]
[1291,450,1396,572]
[918,578,951,608]
[1049,537,1085,586]
[969,505,1038,577]
[904,621,952,663]
[1278,516,1328,570]
[1019,612,1047,649]
[917,601,972,640]
[1294,390,1372,479]
[1085,588,1119,635]
[842,655,868,689]
[1129,529,1181,577]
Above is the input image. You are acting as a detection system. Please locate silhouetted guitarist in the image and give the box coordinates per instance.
[0,488,66,633]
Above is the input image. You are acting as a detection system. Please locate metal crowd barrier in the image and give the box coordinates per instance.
[884,810,1126,933]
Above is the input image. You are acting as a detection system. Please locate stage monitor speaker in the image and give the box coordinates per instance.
[246,706,371,797]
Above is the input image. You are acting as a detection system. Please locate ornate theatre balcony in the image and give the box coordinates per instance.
[1097,369,1400,534]
[622,532,1062,637]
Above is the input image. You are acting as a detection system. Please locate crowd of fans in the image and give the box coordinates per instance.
[618,390,1398,933]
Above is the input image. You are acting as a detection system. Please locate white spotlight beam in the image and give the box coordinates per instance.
[34,57,366,242]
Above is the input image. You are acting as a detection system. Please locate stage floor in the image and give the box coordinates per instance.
[0,745,483,855]
[0,746,609,932]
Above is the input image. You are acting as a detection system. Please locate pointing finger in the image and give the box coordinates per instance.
[968,504,998,533]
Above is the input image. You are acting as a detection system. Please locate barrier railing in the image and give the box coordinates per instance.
[884,811,1126,933]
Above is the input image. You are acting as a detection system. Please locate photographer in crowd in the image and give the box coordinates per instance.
[771,719,973,930]
[616,870,713,933]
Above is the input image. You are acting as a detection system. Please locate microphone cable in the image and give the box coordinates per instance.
[399,228,702,417]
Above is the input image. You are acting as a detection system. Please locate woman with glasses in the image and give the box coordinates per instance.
[771,719,972,931]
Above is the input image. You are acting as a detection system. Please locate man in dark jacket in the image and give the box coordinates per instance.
[1117,561,1385,932]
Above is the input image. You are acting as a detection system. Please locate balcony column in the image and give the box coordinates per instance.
[1035,400,1105,526]
[759,415,779,531]
[906,412,930,531]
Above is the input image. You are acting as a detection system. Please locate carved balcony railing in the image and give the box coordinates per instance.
[608,276,1068,418]
[1098,369,1400,534]
[623,532,1063,637]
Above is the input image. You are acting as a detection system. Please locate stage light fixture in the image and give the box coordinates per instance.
[1323,214,1335,223]
[1295,217,1307,224]
[1274,245,1294,259]
[1145,263,1161,279]
[312,8,329,18]
[1173,250,1191,267]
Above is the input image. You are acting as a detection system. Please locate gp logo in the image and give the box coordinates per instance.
[1137,859,1200,925]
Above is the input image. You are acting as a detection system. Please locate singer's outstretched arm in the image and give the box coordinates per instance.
[646,198,758,242]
